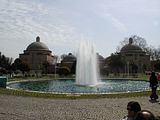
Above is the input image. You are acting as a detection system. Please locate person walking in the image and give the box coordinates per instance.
[157,72,160,86]
[149,71,158,100]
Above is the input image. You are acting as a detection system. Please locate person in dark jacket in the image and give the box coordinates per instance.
[121,101,141,120]
[149,71,158,100]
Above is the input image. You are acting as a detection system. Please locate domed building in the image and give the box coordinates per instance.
[19,36,55,72]
[120,38,150,73]
[60,53,76,74]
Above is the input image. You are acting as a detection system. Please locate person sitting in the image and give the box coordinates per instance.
[134,110,155,120]
[155,116,160,120]
[121,101,141,120]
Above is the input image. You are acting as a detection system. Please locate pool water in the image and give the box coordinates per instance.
[8,79,150,93]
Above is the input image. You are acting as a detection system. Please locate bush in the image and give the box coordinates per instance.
[58,67,70,76]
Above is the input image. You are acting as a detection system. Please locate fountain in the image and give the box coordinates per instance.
[76,40,99,86]
[7,41,150,94]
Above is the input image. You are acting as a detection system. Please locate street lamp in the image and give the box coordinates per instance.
[127,61,129,77]
[54,55,58,79]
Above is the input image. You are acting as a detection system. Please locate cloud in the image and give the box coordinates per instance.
[95,11,128,35]
[0,0,82,58]
[90,1,128,35]
[0,0,160,59]
[105,13,128,35]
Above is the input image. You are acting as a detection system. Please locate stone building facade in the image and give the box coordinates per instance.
[60,53,76,74]
[19,36,55,72]
[120,38,150,73]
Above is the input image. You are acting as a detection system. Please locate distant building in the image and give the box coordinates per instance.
[60,53,106,74]
[60,53,76,74]
[120,38,150,73]
[96,53,107,75]
[19,36,55,72]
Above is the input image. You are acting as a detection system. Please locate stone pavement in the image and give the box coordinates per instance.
[0,94,159,120]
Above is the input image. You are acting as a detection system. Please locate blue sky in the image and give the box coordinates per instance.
[0,0,160,60]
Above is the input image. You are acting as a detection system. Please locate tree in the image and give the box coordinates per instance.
[153,60,160,71]
[13,58,30,75]
[0,53,13,74]
[19,63,30,75]
[116,35,148,52]
[131,35,147,50]
[108,53,126,75]
[0,68,7,75]
[155,47,160,60]
[151,46,160,61]
[60,54,67,61]
[42,61,50,74]
[58,67,70,76]
[13,58,22,71]
[145,45,160,61]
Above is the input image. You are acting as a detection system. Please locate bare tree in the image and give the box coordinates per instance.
[131,35,147,50]
[60,54,67,61]
[116,37,128,52]
[117,35,148,52]
[146,45,160,61]
[156,46,160,60]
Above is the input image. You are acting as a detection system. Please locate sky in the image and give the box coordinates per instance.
[0,0,160,60]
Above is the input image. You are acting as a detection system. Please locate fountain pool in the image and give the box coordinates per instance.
[7,79,149,94]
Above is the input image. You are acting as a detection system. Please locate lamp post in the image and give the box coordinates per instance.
[127,61,129,77]
[54,55,58,79]
[55,62,56,79]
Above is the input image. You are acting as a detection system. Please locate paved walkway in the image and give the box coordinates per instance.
[0,94,159,120]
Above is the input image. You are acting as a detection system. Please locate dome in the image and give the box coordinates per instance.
[62,53,76,62]
[120,38,142,53]
[121,44,142,52]
[26,36,49,51]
